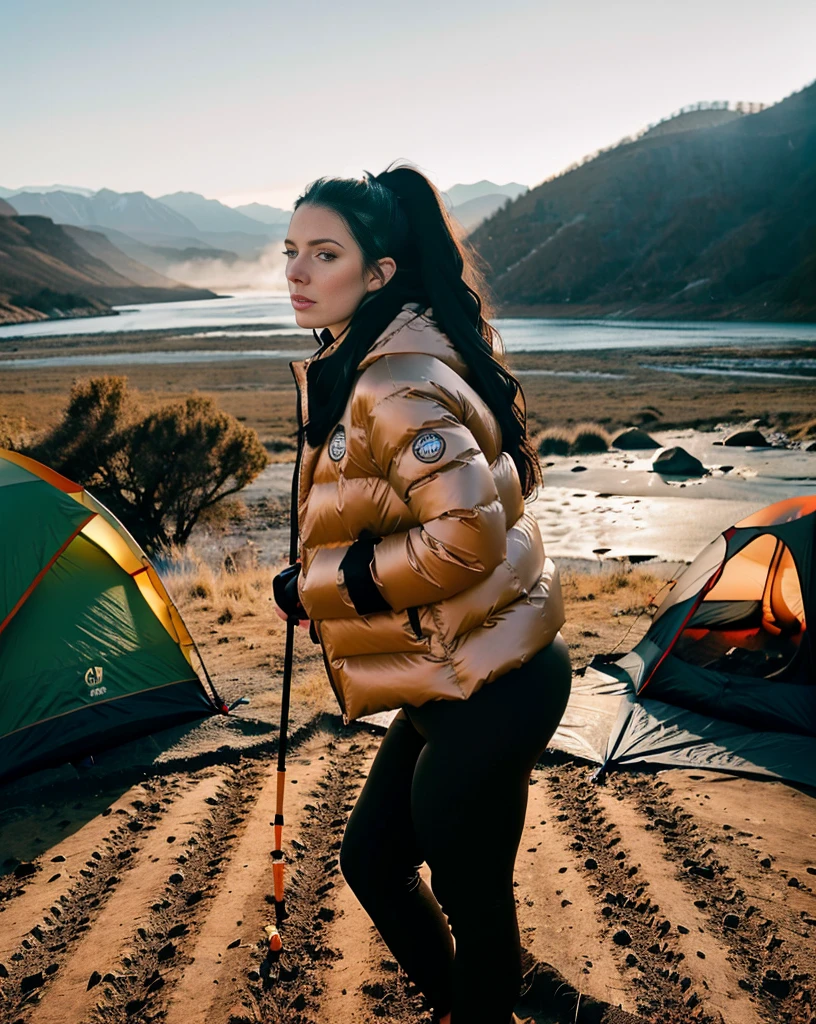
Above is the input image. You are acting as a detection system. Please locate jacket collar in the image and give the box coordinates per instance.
[356,302,469,378]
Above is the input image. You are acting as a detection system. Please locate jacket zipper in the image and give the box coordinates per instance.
[289,359,349,726]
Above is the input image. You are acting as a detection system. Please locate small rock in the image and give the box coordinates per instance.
[584,857,598,870]
[723,914,740,929]
[761,971,790,999]
[613,929,632,946]
[157,942,176,962]
[168,871,185,884]
[227,938,241,949]
[21,971,45,994]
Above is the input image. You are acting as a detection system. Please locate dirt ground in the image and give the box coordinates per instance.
[1,548,814,1024]
[1,326,815,1023]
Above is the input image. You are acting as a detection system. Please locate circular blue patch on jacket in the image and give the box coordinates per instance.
[412,430,445,463]
[328,425,346,461]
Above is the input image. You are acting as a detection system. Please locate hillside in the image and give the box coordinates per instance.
[470,82,816,321]
[0,214,217,325]
[64,226,195,289]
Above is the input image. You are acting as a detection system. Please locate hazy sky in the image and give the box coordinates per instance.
[3,0,815,210]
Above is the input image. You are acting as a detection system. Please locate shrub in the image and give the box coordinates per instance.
[536,427,572,456]
[570,422,610,454]
[26,376,270,553]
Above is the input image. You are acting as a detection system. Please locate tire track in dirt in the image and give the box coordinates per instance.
[616,772,815,1024]
[0,782,164,959]
[23,771,229,1024]
[0,775,196,1021]
[75,715,340,1024]
[315,739,435,1024]
[515,772,637,1014]
[540,761,722,1024]
[160,728,358,1024]
[591,784,764,1024]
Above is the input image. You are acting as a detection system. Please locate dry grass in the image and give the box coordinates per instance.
[570,421,611,453]
[791,417,816,440]
[160,541,334,716]
[535,421,610,457]
[535,427,572,456]
[560,564,671,667]
[163,543,271,623]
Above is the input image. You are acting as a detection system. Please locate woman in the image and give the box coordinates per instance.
[273,162,571,1024]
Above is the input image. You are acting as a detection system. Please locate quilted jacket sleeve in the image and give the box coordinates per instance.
[364,371,508,613]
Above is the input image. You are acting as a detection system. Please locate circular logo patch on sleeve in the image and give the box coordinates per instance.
[412,430,446,463]
[328,424,346,461]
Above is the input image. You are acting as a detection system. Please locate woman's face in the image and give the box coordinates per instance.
[284,204,395,340]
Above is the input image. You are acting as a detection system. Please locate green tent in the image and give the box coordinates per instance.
[1,449,222,782]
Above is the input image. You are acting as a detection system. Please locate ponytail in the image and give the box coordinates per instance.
[295,162,541,498]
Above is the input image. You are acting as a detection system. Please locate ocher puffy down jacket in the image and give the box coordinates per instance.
[290,302,565,723]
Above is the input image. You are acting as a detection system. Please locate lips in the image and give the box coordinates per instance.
[291,295,316,308]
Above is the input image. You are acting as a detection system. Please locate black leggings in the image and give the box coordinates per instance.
[339,634,572,1024]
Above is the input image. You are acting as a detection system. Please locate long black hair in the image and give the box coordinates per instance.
[295,161,541,499]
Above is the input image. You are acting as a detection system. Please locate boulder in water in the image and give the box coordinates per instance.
[723,429,769,447]
[611,427,660,450]
[652,447,706,477]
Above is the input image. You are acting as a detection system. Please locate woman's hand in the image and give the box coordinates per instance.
[272,562,309,625]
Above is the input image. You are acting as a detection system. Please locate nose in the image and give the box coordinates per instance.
[285,252,309,285]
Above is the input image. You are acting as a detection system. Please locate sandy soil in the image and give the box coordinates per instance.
[2,326,815,1023]
[1,546,814,1024]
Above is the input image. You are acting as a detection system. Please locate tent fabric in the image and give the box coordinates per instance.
[0,449,219,782]
[550,495,815,786]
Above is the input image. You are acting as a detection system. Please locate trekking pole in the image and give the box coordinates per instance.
[263,382,307,985]
[262,602,298,987]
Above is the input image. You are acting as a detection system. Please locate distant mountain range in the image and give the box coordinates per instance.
[232,202,291,225]
[469,83,816,320]
[2,188,289,264]
[0,177,529,324]
[0,209,216,325]
[5,85,813,328]
[447,182,529,233]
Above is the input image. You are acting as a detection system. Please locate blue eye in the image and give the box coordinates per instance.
[281,249,336,261]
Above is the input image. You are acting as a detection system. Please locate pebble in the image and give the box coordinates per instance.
[613,929,632,946]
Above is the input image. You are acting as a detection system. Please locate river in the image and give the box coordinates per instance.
[1,293,815,373]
